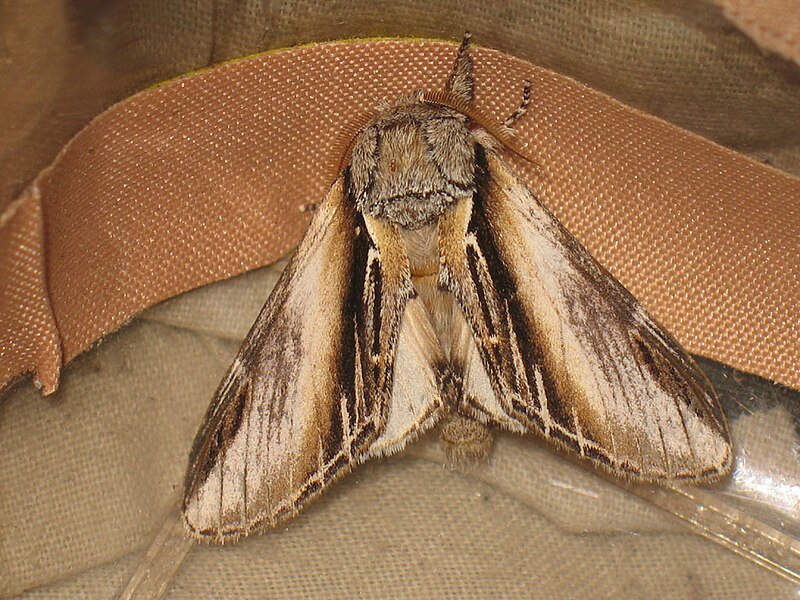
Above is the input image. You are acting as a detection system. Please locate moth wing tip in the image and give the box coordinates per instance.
[625,446,734,485]
[181,495,227,544]
[697,439,735,482]
[182,510,252,545]
[181,498,207,540]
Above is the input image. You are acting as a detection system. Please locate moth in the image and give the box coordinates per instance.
[183,35,732,542]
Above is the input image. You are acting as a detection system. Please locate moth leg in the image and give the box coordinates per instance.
[503,80,532,129]
[446,32,474,103]
[298,202,319,213]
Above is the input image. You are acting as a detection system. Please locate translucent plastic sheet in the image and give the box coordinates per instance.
[112,276,800,600]
[6,263,797,598]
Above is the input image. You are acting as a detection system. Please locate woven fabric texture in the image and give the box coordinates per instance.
[1,39,798,399]
[1,1,799,599]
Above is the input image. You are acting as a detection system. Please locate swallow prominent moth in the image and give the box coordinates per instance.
[183,35,732,542]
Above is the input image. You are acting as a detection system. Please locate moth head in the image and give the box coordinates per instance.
[345,97,479,229]
[330,36,533,230]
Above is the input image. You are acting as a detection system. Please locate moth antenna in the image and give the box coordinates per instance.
[503,79,533,129]
[445,32,474,103]
[324,108,379,183]
[422,89,539,168]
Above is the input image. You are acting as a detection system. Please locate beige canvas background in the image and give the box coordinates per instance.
[1,1,799,598]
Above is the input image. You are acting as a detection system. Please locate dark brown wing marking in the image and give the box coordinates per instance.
[439,146,732,482]
[183,172,416,541]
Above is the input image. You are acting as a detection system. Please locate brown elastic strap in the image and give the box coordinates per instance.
[0,39,798,396]
[715,0,800,65]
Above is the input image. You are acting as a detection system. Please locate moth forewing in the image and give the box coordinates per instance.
[456,149,732,481]
[183,176,397,540]
[183,35,732,542]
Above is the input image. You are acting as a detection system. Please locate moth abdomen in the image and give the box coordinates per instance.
[439,415,494,469]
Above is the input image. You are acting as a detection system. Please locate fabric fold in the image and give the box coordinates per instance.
[0,187,62,394]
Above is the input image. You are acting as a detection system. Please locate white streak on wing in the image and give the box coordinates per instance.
[341,392,353,459]
[514,197,700,462]
[452,304,522,432]
[185,462,220,532]
[353,320,364,428]
[504,305,533,404]
[534,366,552,435]
[219,423,247,521]
[367,297,443,457]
